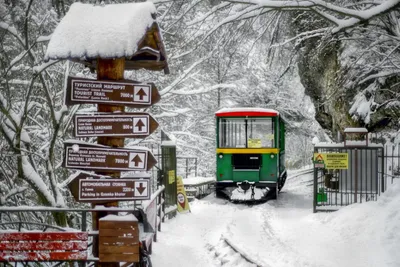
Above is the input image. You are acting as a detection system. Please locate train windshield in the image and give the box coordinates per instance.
[219,118,274,148]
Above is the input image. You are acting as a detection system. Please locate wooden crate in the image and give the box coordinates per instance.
[99,214,139,263]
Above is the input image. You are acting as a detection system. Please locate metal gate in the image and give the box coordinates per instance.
[313,145,384,213]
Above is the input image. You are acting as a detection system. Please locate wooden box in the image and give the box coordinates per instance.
[99,214,139,263]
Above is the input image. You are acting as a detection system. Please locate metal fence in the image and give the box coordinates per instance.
[382,142,400,185]
[313,145,385,213]
[177,156,198,178]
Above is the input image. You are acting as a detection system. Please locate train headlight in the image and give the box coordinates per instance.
[270,154,275,159]
[219,154,223,159]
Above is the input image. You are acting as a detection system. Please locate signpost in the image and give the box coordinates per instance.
[74,113,158,138]
[63,142,156,172]
[48,4,169,265]
[66,76,160,107]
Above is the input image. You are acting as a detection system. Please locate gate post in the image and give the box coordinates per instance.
[313,146,318,213]
[161,131,177,218]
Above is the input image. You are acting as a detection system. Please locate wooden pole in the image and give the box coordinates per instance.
[92,58,125,267]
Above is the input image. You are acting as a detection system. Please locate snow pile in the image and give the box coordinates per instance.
[324,181,400,266]
[45,2,156,60]
[230,187,268,201]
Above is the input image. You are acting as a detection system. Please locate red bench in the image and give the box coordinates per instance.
[0,232,88,262]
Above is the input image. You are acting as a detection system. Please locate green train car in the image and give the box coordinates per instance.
[215,108,287,201]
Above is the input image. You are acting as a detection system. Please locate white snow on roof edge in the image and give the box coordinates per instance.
[45,2,157,61]
[344,127,368,133]
[99,214,138,221]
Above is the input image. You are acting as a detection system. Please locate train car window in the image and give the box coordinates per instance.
[248,118,274,148]
[218,118,274,148]
[219,118,246,148]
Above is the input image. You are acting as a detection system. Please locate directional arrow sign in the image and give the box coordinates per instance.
[74,113,158,138]
[67,172,150,202]
[66,76,160,107]
[63,142,157,172]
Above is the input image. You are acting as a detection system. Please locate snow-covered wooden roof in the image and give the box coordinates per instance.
[45,2,169,74]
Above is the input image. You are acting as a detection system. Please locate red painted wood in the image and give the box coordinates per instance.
[0,251,87,261]
[0,241,87,251]
[0,232,89,261]
[215,110,278,117]
[0,232,88,241]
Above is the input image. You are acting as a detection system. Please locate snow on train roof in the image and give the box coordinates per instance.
[45,2,156,61]
[215,107,279,117]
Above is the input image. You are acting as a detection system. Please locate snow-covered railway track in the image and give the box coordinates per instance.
[208,235,268,267]
[287,168,314,179]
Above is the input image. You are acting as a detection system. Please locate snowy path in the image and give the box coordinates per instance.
[151,170,400,267]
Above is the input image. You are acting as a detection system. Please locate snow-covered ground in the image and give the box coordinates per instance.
[152,170,400,267]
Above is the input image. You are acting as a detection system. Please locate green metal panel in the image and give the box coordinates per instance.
[216,154,232,181]
[217,153,278,182]
[260,154,278,182]
[279,118,286,176]
[161,131,177,212]
[279,118,285,149]
[233,170,259,182]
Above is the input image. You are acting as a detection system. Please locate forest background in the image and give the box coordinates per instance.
[1,0,399,223]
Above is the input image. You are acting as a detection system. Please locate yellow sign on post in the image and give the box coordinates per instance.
[313,153,348,169]
[176,176,190,213]
[168,170,175,184]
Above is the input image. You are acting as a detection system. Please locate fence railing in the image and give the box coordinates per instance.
[0,186,166,262]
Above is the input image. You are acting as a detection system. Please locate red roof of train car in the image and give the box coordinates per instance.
[215,108,279,117]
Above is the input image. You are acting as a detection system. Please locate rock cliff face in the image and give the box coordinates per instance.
[298,39,354,139]
[297,37,400,138]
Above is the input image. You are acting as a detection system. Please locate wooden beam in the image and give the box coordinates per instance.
[92,57,125,267]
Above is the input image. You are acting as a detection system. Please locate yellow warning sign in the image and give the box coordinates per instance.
[176,176,190,213]
[325,153,348,169]
[313,153,348,169]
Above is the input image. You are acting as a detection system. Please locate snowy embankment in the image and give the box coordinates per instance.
[152,170,400,267]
